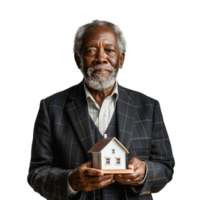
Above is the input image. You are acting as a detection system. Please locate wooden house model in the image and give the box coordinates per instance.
[88,134,132,173]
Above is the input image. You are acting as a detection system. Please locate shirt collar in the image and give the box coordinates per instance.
[83,80,119,103]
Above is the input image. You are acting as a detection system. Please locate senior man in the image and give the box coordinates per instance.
[27,20,175,200]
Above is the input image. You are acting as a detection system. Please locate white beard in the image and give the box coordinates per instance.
[80,64,118,91]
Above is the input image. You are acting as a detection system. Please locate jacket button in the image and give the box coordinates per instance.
[88,191,94,198]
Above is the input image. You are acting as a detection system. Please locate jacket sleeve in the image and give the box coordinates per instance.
[138,100,175,195]
[27,100,82,200]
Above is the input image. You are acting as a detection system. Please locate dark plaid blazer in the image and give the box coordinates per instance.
[27,80,175,200]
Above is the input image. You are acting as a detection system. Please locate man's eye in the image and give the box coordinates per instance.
[88,50,93,52]
[86,49,114,53]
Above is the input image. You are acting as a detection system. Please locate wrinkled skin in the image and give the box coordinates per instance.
[69,160,115,192]
[114,158,146,186]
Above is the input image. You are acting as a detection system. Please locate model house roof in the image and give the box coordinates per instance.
[88,137,129,153]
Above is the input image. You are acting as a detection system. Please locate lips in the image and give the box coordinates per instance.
[94,69,110,73]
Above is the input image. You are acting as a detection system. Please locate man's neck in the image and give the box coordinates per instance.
[85,82,116,107]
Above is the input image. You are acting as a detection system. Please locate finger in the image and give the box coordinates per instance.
[125,172,144,182]
[115,171,143,182]
[128,170,142,180]
[114,175,141,185]
[91,174,113,182]
[129,157,141,168]
[130,175,144,183]
[84,160,93,167]
[128,165,134,169]
[100,179,115,188]
[128,163,140,170]
[90,179,115,190]
[114,175,131,185]
[132,176,144,183]
[131,165,145,179]
[115,173,135,179]
[84,168,104,176]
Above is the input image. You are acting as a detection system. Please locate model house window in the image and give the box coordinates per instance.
[105,158,110,164]
[112,149,115,154]
[116,158,121,165]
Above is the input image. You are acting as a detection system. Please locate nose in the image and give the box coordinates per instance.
[93,49,108,65]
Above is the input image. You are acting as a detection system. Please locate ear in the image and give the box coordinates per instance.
[120,53,129,71]
[71,53,81,73]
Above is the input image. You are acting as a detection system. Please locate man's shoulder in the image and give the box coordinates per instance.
[42,82,80,106]
[119,84,158,106]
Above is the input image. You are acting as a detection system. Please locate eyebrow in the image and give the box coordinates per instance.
[85,44,116,48]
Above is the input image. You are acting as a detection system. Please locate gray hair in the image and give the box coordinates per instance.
[73,20,126,55]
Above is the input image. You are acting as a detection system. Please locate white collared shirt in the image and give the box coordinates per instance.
[83,80,118,136]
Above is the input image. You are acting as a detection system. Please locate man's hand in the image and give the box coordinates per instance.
[69,160,115,192]
[114,158,146,186]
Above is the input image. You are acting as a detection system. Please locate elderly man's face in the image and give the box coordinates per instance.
[75,25,125,91]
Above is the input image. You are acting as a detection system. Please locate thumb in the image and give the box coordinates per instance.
[128,164,134,169]
[128,158,139,169]
[128,158,137,169]
[84,159,93,168]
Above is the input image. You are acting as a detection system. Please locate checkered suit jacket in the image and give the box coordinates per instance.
[27,80,175,200]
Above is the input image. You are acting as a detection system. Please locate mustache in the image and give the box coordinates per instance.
[87,64,116,76]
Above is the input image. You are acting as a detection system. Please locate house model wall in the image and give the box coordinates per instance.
[88,135,129,170]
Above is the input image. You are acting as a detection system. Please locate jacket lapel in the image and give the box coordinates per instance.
[64,81,137,161]
[65,80,94,161]
[117,84,137,151]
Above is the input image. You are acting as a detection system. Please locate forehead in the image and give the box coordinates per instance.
[82,25,118,47]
